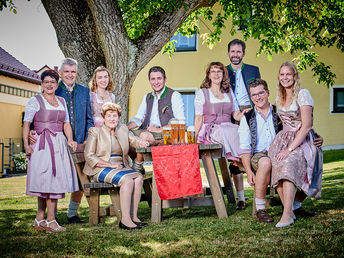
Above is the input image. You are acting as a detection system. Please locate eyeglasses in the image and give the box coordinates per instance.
[251,91,266,98]
[42,80,57,85]
[209,70,223,74]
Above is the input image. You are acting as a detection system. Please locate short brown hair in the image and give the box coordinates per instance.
[248,78,269,93]
[89,66,115,92]
[101,103,122,118]
[148,66,166,79]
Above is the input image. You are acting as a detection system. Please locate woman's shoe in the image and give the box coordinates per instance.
[33,218,46,232]
[276,217,294,228]
[45,220,66,233]
[119,221,142,230]
[133,221,148,227]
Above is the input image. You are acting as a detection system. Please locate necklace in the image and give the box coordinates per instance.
[210,88,223,99]
[97,91,107,101]
[43,95,58,107]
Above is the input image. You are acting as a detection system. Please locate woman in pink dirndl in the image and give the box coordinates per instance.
[268,62,323,228]
[88,66,116,127]
[23,70,78,232]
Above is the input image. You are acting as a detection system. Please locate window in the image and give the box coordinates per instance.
[175,89,196,127]
[330,85,344,114]
[170,33,197,52]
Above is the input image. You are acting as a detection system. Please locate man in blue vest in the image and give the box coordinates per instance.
[127,66,185,170]
[226,39,261,210]
[56,58,93,223]
[238,79,322,223]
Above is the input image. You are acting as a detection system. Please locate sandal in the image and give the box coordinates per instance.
[33,218,47,232]
[45,220,66,233]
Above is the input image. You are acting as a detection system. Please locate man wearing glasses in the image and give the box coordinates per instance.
[238,79,322,223]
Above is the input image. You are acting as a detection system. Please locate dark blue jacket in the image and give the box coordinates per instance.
[226,63,261,106]
[55,82,94,144]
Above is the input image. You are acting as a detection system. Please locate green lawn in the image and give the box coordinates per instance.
[0,151,343,257]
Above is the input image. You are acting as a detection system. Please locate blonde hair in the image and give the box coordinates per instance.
[101,103,122,118]
[89,66,115,92]
[277,62,301,107]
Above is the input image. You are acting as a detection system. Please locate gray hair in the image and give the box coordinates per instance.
[60,58,78,71]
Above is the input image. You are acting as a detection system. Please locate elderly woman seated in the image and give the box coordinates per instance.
[83,103,149,230]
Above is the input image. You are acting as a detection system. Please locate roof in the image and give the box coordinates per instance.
[34,64,51,74]
[0,47,41,84]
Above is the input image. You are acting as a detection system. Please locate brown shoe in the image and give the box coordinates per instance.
[236,201,246,210]
[256,209,274,223]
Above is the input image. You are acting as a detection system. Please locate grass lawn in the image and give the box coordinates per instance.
[0,150,343,257]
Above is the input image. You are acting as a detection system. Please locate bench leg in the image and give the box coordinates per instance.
[143,177,152,207]
[108,188,122,222]
[218,157,236,204]
[151,172,162,223]
[89,189,100,226]
[201,150,228,219]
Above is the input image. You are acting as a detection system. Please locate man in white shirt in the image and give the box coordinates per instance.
[226,39,261,210]
[239,79,322,223]
[127,66,185,170]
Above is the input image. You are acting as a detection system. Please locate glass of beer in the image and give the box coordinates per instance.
[169,118,179,145]
[178,119,186,144]
[163,125,172,145]
[187,125,195,144]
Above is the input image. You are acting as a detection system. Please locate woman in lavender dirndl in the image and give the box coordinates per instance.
[194,62,244,164]
[23,70,78,233]
[268,62,323,228]
[88,66,116,127]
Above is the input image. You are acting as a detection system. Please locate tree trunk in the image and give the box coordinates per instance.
[42,0,213,122]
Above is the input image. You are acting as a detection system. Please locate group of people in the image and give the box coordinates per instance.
[23,39,323,232]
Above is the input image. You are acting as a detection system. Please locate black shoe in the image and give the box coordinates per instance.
[236,201,246,210]
[294,207,318,218]
[55,217,63,226]
[67,215,85,224]
[133,221,148,227]
[119,221,142,230]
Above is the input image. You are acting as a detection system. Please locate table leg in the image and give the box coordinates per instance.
[218,157,236,204]
[201,150,228,219]
[151,171,162,223]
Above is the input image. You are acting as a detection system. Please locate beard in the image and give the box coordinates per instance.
[230,56,243,65]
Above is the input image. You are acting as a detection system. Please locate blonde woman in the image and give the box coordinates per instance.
[268,62,323,228]
[89,66,116,126]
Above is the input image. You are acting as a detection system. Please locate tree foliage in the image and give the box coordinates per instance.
[1,0,343,121]
[168,0,344,87]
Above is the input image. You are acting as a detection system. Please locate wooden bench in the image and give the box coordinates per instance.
[70,145,153,225]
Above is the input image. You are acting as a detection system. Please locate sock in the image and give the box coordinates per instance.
[237,190,245,202]
[255,198,266,211]
[67,200,80,218]
[293,200,302,211]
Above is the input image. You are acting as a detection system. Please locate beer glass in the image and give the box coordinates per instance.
[178,119,186,144]
[187,125,195,144]
[169,118,179,145]
[163,125,172,145]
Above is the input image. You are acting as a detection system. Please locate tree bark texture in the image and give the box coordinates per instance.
[42,0,213,122]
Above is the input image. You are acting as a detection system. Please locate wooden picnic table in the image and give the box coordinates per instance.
[136,144,236,223]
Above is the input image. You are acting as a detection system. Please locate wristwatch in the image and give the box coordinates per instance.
[288,147,293,152]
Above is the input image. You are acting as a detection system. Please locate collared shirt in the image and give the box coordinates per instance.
[238,104,276,154]
[234,68,251,106]
[129,86,185,127]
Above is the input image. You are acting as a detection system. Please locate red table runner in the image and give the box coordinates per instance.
[151,144,203,200]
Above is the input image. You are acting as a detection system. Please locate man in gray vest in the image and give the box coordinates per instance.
[226,39,261,210]
[238,79,322,223]
[127,66,185,170]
